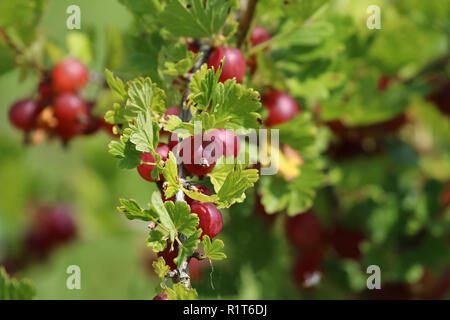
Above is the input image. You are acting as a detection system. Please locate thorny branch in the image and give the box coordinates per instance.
[237,0,259,48]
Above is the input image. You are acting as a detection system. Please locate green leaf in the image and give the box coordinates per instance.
[182,187,218,203]
[147,229,167,252]
[202,235,226,260]
[165,200,199,236]
[105,70,127,101]
[108,138,141,169]
[151,192,177,244]
[127,77,166,114]
[159,0,230,38]
[0,267,36,300]
[174,229,202,267]
[117,198,157,221]
[152,257,170,280]
[211,165,259,208]
[166,283,198,300]
[129,109,159,153]
[163,115,195,137]
[190,63,222,110]
[162,152,181,198]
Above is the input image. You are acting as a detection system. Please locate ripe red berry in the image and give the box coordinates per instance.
[207,47,247,83]
[263,90,300,126]
[205,128,240,158]
[53,93,88,140]
[8,99,40,131]
[137,143,170,182]
[292,250,323,289]
[158,240,178,270]
[250,27,271,47]
[185,185,213,206]
[82,101,101,135]
[285,211,322,251]
[190,202,223,239]
[52,58,88,93]
[153,292,168,300]
[328,227,365,260]
[179,134,220,176]
[189,258,208,282]
[38,79,53,104]
[25,205,77,257]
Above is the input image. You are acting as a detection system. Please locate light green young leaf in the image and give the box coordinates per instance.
[105,69,127,101]
[202,235,226,260]
[0,267,36,300]
[129,109,159,153]
[162,152,181,198]
[117,198,158,221]
[151,192,177,244]
[127,77,166,114]
[147,229,167,252]
[166,283,198,300]
[189,63,222,110]
[108,138,141,169]
[163,115,195,137]
[152,257,170,280]
[164,200,199,236]
[182,187,219,203]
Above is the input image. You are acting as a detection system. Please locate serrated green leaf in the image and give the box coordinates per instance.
[166,283,198,300]
[163,115,195,137]
[147,229,167,252]
[152,257,170,280]
[105,69,127,101]
[202,235,226,260]
[117,198,158,221]
[0,267,36,300]
[127,77,166,114]
[162,152,181,198]
[130,109,159,153]
[159,0,230,38]
[108,138,141,169]
[165,200,199,236]
[151,192,177,244]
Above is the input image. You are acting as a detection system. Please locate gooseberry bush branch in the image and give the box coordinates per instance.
[104,0,263,300]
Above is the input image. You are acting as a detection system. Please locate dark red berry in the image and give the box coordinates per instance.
[377,75,391,92]
[153,292,168,300]
[137,143,170,182]
[52,58,88,93]
[100,118,119,137]
[285,211,322,251]
[292,250,323,289]
[264,91,300,127]
[25,205,77,257]
[207,47,246,83]
[179,134,220,176]
[53,93,88,140]
[158,240,178,270]
[205,128,240,158]
[328,227,365,261]
[189,258,208,282]
[250,27,271,47]
[38,79,53,104]
[190,202,223,239]
[8,99,40,131]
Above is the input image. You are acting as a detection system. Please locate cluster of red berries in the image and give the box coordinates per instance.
[8,58,113,144]
[137,108,243,272]
[2,205,77,274]
[284,211,365,289]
